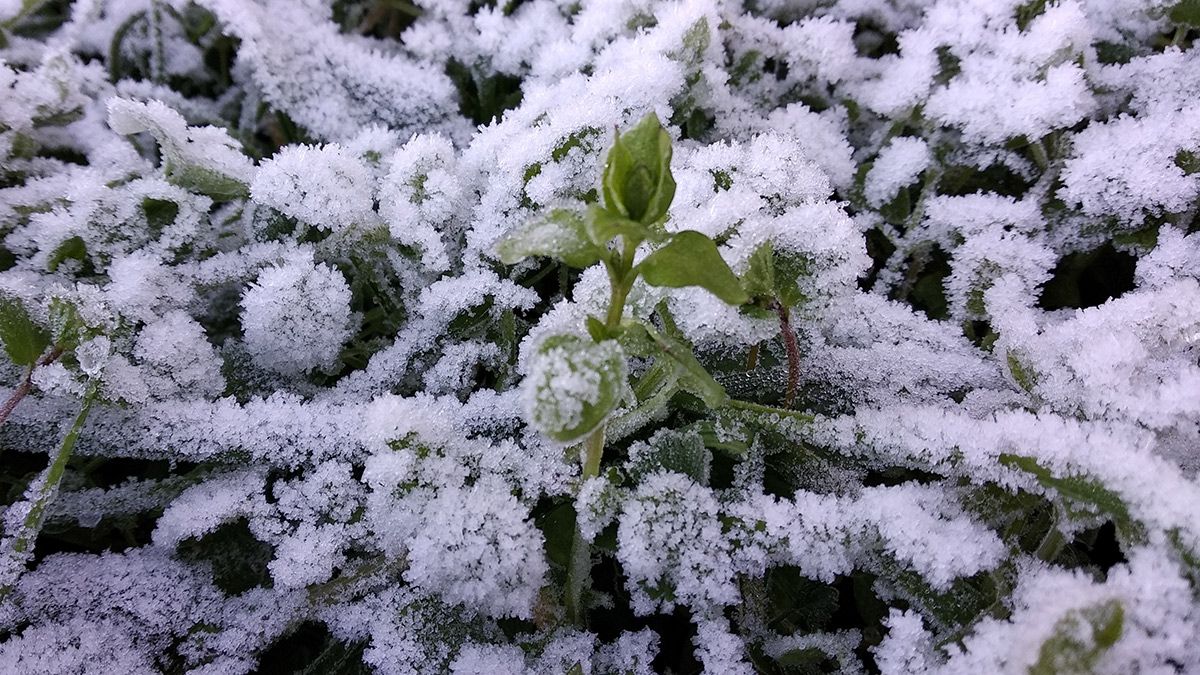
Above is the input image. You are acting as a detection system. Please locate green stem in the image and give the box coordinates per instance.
[566,237,642,625]
[604,280,629,328]
[1,387,96,596]
[745,343,760,370]
[1035,522,1067,563]
[565,427,605,625]
[725,398,815,422]
[632,357,671,402]
[580,426,605,480]
[1029,139,1050,171]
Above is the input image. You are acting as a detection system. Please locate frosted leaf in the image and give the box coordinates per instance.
[448,643,527,675]
[521,335,627,443]
[107,98,252,199]
[104,253,195,325]
[377,133,461,273]
[269,522,349,589]
[864,137,931,208]
[873,610,935,675]
[595,629,660,675]
[0,618,158,675]
[251,143,377,232]
[239,258,354,376]
[943,226,1055,322]
[195,0,457,142]
[1059,110,1200,225]
[918,547,1200,674]
[403,477,548,619]
[133,310,225,400]
[763,103,856,191]
[153,471,267,548]
[616,471,738,615]
[575,475,621,542]
[692,617,754,674]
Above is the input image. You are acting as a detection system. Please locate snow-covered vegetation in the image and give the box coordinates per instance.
[0,0,1198,672]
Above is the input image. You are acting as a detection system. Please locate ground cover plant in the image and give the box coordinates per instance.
[0,0,1198,672]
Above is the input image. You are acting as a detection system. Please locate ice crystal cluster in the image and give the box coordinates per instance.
[0,0,1197,672]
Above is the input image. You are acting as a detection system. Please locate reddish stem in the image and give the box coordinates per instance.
[774,302,800,409]
[0,347,64,429]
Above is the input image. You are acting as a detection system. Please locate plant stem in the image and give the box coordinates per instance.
[0,347,63,430]
[567,241,636,626]
[774,301,800,409]
[725,397,815,422]
[745,342,760,370]
[565,427,605,625]
[1029,138,1050,171]
[1,386,96,597]
[604,280,629,328]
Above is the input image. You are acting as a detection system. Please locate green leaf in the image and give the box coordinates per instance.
[643,322,727,408]
[525,335,626,443]
[613,320,658,357]
[742,242,811,308]
[1006,351,1038,394]
[999,454,1138,535]
[1169,0,1200,27]
[773,252,810,308]
[585,315,609,342]
[171,164,250,200]
[638,231,750,305]
[534,502,577,570]
[1176,149,1200,176]
[48,297,90,351]
[626,427,711,485]
[584,204,651,247]
[496,209,605,268]
[741,242,776,299]
[107,98,252,201]
[47,236,87,273]
[1031,600,1124,675]
[0,295,49,366]
[602,112,676,224]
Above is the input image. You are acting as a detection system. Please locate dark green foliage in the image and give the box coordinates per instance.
[445,58,524,126]
[0,294,49,366]
[177,519,275,595]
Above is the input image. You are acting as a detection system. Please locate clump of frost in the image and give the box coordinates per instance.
[239,258,354,376]
[864,136,931,207]
[616,471,738,615]
[251,143,378,232]
[403,477,548,619]
[134,311,225,400]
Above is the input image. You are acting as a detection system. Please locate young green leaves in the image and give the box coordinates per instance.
[501,112,751,445]
[496,112,746,306]
[601,112,675,226]
[741,241,808,311]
